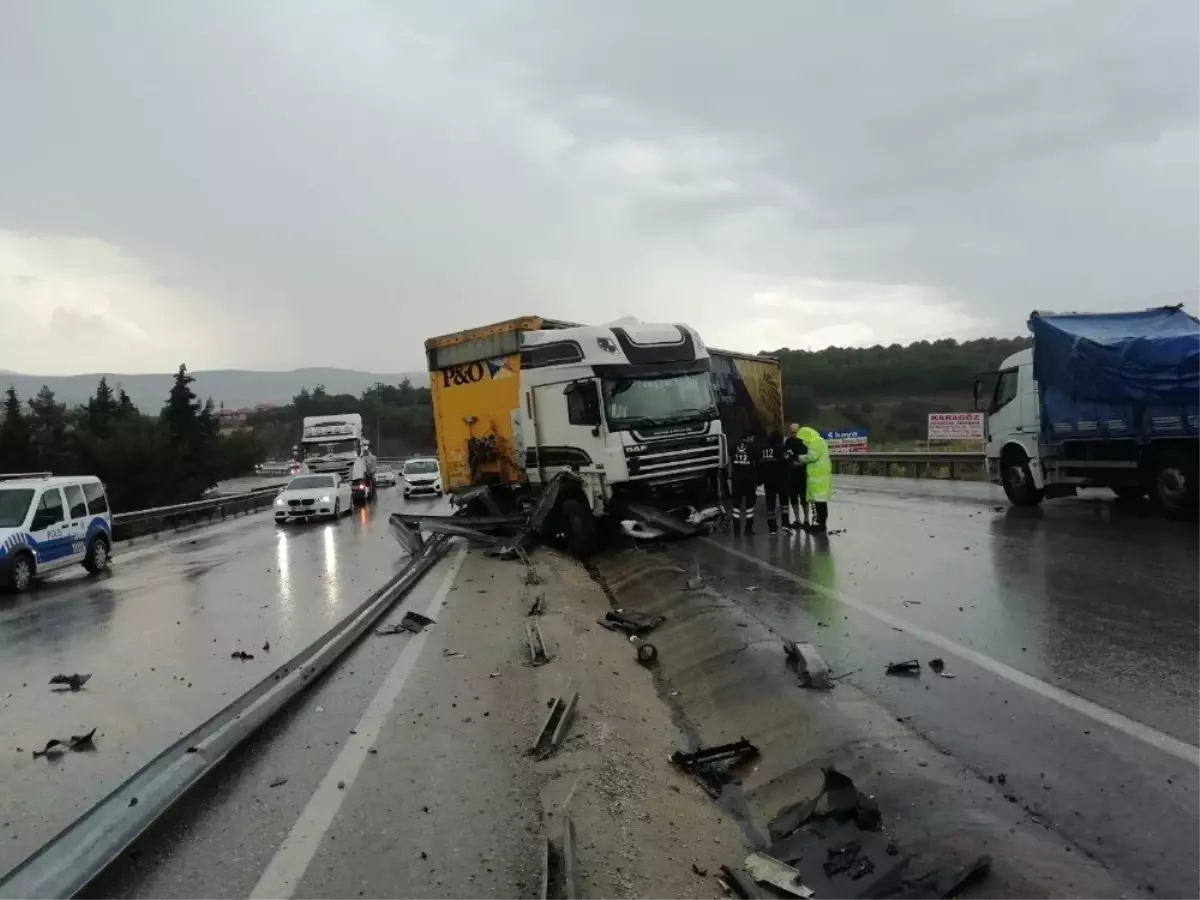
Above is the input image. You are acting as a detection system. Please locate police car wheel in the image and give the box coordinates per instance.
[84,535,111,574]
[8,552,34,593]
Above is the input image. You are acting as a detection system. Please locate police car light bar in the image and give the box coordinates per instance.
[0,472,54,482]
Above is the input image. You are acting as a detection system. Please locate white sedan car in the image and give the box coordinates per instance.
[274,473,352,523]
[374,466,397,488]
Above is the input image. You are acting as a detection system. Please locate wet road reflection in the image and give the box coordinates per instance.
[0,488,416,877]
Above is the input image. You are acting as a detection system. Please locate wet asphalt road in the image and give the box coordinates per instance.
[0,486,420,879]
[669,475,1200,897]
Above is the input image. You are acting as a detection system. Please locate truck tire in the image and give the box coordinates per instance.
[561,497,598,559]
[1001,447,1044,507]
[83,534,111,574]
[1152,452,1198,520]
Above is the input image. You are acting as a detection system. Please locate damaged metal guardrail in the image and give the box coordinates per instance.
[0,535,451,900]
[111,484,287,543]
[830,451,985,481]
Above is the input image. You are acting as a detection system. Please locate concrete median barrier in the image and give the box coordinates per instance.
[590,547,1131,898]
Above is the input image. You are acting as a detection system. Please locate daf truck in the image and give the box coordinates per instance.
[422,316,744,554]
[977,306,1198,518]
[297,413,378,504]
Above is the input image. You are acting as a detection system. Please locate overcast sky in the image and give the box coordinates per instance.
[1,1,1196,375]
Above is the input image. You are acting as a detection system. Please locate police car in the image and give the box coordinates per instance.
[0,473,113,593]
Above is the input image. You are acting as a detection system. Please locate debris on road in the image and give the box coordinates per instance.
[528,592,545,616]
[598,608,665,636]
[525,566,543,586]
[885,659,921,676]
[783,640,832,690]
[824,838,874,880]
[262,640,270,653]
[49,673,92,691]
[686,564,704,591]
[718,864,764,898]
[230,650,254,661]
[525,620,551,666]
[769,767,881,840]
[629,634,659,666]
[442,648,466,659]
[669,738,760,798]
[32,739,65,759]
[269,777,288,788]
[692,863,708,877]
[68,727,97,751]
[128,797,138,808]
[377,611,435,636]
[743,851,814,898]
[928,657,945,673]
[939,672,957,679]
[530,690,579,760]
[745,585,759,592]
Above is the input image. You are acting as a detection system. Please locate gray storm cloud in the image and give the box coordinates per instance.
[0,0,1195,373]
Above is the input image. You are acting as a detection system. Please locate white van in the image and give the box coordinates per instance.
[0,474,114,592]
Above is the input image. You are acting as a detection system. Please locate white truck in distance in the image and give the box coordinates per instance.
[298,413,377,504]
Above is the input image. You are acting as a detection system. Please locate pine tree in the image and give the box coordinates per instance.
[87,375,120,438]
[117,388,137,417]
[162,364,201,447]
[0,387,34,472]
[28,385,69,473]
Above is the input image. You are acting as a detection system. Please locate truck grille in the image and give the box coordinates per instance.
[626,436,722,483]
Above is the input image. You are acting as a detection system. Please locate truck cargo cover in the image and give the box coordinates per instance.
[1029,307,1200,404]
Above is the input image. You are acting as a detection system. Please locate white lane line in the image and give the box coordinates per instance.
[250,545,468,899]
[704,538,1200,767]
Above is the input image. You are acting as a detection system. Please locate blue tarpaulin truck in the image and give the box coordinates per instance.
[978,305,1199,518]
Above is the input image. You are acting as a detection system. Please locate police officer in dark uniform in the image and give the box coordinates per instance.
[729,430,758,535]
[759,429,789,534]
[782,423,810,530]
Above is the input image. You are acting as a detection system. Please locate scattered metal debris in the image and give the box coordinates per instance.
[48,673,91,691]
[377,611,435,636]
[744,851,814,898]
[939,672,957,679]
[718,865,764,898]
[262,640,270,653]
[68,728,97,751]
[622,520,666,541]
[442,649,466,659]
[525,566,544,586]
[526,620,551,666]
[692,863,708,877]
[783,640,831,690]
[670,738,760,798]
[269,776,288,788]
[530,690,579,759]
[32,739,65,759]
[885,659,921,676]
[598,608,665,636]
[230,650,254,661]
[928,657,945,673]
[561,815,579,899]
[769,767,881,841]
[629,634,658,666]
[686,563,704,591]
[745,586,759,592]
[528,593,545,616]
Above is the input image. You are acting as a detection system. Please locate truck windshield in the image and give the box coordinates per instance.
[0,489,34,528]
[602,373,717,428]
[303,440,357,457]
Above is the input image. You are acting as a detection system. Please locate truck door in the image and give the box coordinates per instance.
[529,379,604,480]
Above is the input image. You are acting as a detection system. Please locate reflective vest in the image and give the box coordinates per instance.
[795,426,832,501]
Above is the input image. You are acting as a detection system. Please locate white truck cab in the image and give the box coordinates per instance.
[299,413,377,503]
[0,473,114,592]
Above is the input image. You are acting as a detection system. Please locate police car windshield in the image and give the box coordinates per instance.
[603,373,716,427]
[303,440,356,456]
[0,489,35,528]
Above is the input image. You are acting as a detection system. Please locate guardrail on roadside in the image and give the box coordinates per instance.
[830,451,986,481]
[112,484,287,543]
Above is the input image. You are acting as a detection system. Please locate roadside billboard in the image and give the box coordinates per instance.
[928,412,984,441]
[822,428,869,453]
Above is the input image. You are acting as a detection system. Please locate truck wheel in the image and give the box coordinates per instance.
[6,551,34,593]
[1001,448,1044,507]
[83,534,111,574]
[1152,453,1198,520]
[561,497,598,559]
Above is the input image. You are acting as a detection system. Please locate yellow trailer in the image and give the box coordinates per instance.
[425,316,577,491]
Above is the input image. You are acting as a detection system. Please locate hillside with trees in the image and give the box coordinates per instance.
[0,366,263,511]
[771,336,1031,443]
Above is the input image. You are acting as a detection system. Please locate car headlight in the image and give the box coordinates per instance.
[275,496,285,506]
[320,495,331,503]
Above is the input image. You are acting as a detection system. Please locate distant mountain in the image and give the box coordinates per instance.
[0,367,426,412]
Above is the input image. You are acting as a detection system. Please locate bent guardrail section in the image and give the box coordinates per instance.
[0,534,451,900]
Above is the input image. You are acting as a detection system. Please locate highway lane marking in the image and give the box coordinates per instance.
[703,537,1200,767]
[250,544,467,900]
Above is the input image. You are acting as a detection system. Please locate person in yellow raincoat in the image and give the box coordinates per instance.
[794,426,832,533]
